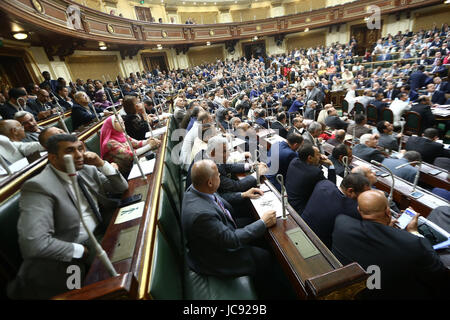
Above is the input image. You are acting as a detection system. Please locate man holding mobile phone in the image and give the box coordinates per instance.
[332,190,449,299]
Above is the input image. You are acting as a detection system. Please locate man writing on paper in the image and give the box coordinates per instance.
[8,134,128,299]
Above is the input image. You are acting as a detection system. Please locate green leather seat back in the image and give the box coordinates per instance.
[64,116,73,133]
[0,192,22,275]
[366,104,378,124]
[382,108,393,124]
[184,269,257,300]
[354,102,365,116]
[161,168,181,216]
[341,99,348,114]
[405,111,421,134]
[84,132,101,156]
[148,230,183,299]
[157,190,183,260]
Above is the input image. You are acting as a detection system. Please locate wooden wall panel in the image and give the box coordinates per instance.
[178,11,219,24]
[413,7,450,32]
[187,46,224,67]
[231,6,270,22]
[286,32,326,51]
[66,55,121,81]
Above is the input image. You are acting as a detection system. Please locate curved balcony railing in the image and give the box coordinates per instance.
[1,0,444,46]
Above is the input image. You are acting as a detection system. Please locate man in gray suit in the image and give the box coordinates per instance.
[182,159,290,298]
[8,134,128,299]
[305,81,324,107]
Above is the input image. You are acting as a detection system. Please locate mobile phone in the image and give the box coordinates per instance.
[118,194,142,208]
[375,171,389,177]
[396,209,417,229]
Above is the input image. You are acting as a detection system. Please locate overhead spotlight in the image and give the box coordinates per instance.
[206,41,211,46]
[157,44,162,50]
[304,28,309,32]
[204,2,206,5]
[182,1,186,4]
[13,32,28,40]
[364,17,370,22]
[99,41,107,50]
[445,0,450,3]
[253,36,258,41]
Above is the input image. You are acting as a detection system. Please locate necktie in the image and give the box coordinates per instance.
[77,175,103,224]
[214,195,236,228]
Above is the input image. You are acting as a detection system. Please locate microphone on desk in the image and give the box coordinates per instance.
[0,155,12,176]
[351,125,356,149]
[63,154,118,277]
[16,97,26,111]
[254,149,260,187]
[371,160,395,205]
[395,160,423,199]
[50,92,70,134]
[138,88,154,138]
[276,174,287,220]
[111,105,147,181]
[398,116,405,153]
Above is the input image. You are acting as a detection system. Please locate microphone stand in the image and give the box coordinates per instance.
[50,93,70,134]
[342,155,349,177]
[395,160,423,199]
[398,116,405,153]
[138,88,154,138]
[276,174,287,220]
[371,160,395,206]
[63,154,118,277]
[16,97,26,111]
[111,105,147,181]
[0,155,12,175]
[254,149,260,187]
[351,124,356,149]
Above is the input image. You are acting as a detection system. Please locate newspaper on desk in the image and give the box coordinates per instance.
[431,105,450,117]
[145,126,167,138]
[127,158,156,180]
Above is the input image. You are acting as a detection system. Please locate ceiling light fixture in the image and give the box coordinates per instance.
[206,41,211,46]
[99,41,107,50]
[13,32,28,40]
[304,28,309,32]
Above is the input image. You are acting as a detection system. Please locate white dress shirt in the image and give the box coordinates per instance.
[0,135,44,164]
[389,99,411,127]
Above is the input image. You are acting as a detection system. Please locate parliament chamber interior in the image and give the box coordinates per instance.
[0,0,449,302]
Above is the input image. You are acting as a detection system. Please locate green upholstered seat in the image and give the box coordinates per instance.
[0,192,22,278]
[404,111,421,135]
[354,102,365,116]
[341,99,349,114]
[149,230,184,299]
[63,116,73,133]
[381,108,394,124]
[366,104,378,124]
[84,132,101,156]
[161,168,181,216]
[157,189,183,260]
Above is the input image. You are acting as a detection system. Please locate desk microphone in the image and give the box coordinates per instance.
[63,154,118,277]
[276,174,287,220]
[395,160,423,199]
[371,160,395,205]
[254,149,260,187]
[342,155,349,177]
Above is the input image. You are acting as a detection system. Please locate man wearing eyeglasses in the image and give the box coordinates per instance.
[352,133,386,163]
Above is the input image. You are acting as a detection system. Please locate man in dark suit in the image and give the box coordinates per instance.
[433,77,449,94]
[71,91,112,130]
[27,89,56,120]
[328,143,353,177]
[405,128,450,164]
[410,96,436,132]
[383,82,400,101]
[286,144,336,214]
[266,133,303,192]
[327,129,346,147]
[254,109,269,129]
[332,190,449,299]
[409,65,430,91]
[324,107,349,130]
[270,112,288,139]
[53,86,73,111]
[302,173,370,249]
[353,133,386,163]
[426,83,447,105]
[0,88,33,120]
[182,160,291,298]
[346,114,372,139]
[430,59,447,78]
[376,120,399,151]
[371,92,389,119]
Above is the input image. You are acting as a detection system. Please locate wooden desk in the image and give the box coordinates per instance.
[322,142,448,217]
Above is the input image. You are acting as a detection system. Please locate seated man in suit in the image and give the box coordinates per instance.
[409,65,430,91]
[426,83,446,105]
[376,120,400,151]
[0,119,44,165]
[332,190,449,299]
[270,112,288,139]
[8,134,128,299]
[346,114,372,139]
[71,91,112,130]
[254,109,269,129]
[182,159,292,299]
[304,100,318,120]
[324,107,349,130]
[0,88,33,120]
[328,143,353,177]
[288,116,305,136]
[327,129,346,147]
[302,173,370,249]
[303,121,323,152]
[38,126,66,149]
[266,133,303,192]
[353,133,386,164]
[382,151,421,183]
[405,128,450,164]
[371,92,389,119]
[288,94,305,115]
[27,89,56,120]
[54,85,73,111]
[14,111,45,142]
[410,95,435,132]
[286,144,336,214]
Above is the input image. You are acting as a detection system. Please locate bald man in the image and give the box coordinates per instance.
[332,190,449,299]
[182,159,291,298]
[0,120,44,164]
[27,89,54,120]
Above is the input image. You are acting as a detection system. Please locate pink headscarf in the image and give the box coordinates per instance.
[100,116,127,158]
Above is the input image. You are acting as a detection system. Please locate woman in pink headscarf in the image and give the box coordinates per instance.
[100,115,160,176]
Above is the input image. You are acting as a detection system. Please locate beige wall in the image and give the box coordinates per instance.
[178,10,219,24]
[66,55,122,80]
[413,5,450,32]
[287,30,327,51]
[284,0,327,14]
[187,45,225,67]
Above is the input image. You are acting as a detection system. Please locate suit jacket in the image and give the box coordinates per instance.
[8,164,128,299]
[332,215,449,299]
[431,90,446,105]
[266,141,297,192]
[325,115,349,130]
[352,144,385,163]
[270,121,288,139]
[286,159,336,214]
[217,162,256,194]
[371,100,388,118]
[378,133,399,151]
[123,114,149,141]
[410,103,435,131]
[382,158,418,183]
[305,87,324,106]
[27,100,54,117]
[255,117,268,129]
[409,71,429,90]
[181,186,266,277]
[71,103,102,130]
[346,124,372,139]
[302,180,360,248]
[0,102,33,120]
[405,136,450,164]
[0,135,43,164]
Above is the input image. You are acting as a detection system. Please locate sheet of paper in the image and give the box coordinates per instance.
[127,158,156,180]
[145,126,167,138]
[265,134,286,145]
[250,191,288,218]
[114,201,145,224]
[231,138,246,148]
[9,158,29,173]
